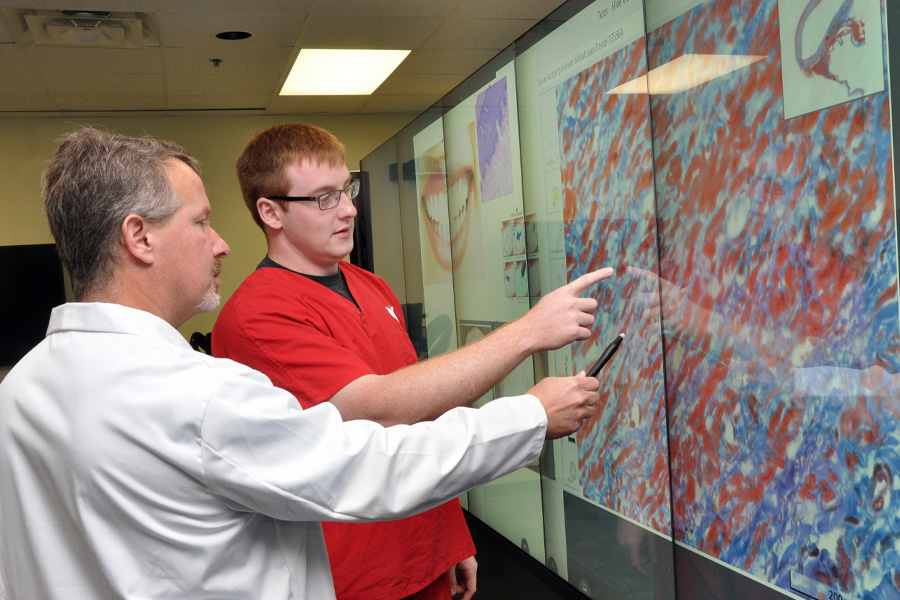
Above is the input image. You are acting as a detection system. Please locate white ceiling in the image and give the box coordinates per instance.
[0,0,567,116]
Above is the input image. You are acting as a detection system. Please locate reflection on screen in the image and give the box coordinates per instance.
[367,0,900,597]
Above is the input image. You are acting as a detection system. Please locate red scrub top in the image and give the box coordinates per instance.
[213,262,474,599]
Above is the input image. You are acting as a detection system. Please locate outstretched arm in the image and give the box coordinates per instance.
[330,267,614,425]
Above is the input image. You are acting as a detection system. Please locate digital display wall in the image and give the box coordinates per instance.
[362,1,899,598]
[649,1,898,599]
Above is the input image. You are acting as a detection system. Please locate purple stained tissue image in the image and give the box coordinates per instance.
[476,77,515,202]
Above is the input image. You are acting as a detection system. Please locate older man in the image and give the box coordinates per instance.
[0,128,600,600]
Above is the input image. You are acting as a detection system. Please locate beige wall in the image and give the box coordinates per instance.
[0,113,415,356]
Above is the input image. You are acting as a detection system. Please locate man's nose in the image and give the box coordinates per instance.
[212,228,231,257]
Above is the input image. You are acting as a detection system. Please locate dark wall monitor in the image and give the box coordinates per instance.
[0,244,67,367]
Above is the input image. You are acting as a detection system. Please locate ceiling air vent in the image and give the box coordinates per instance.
[1,9,159,49]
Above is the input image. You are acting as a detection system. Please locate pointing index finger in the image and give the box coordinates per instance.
[566,267,615,296]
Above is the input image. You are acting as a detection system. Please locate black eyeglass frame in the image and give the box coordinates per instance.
[266,178,361,211]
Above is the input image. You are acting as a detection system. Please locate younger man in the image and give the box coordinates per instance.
[213,124,613,599]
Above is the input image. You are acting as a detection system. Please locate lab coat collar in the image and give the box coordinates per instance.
[47,302,192,350]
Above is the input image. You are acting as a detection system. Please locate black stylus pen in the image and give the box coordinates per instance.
[587,333,624,377]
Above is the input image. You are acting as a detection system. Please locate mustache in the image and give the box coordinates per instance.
[212,260,223,278]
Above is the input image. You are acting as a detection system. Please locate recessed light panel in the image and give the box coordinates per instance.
[280,49,410,96]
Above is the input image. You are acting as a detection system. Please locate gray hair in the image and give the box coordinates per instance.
[42,128,201,300]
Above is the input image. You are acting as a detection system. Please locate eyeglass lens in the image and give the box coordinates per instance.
[319,179,361,210]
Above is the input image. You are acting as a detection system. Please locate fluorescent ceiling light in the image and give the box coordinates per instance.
[280,49,410,96]
[607,54,765,95]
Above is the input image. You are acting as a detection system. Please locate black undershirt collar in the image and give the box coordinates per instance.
[257,255,357,306]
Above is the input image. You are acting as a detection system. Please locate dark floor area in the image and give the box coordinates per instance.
[463,511,585,600]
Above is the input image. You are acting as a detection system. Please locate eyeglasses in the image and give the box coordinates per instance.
[266,178,361,211]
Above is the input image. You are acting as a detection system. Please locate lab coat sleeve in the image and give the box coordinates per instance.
[199,369,547,522]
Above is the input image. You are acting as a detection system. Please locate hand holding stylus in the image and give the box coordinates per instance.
[587,333,624,377]
[528,374,600,439]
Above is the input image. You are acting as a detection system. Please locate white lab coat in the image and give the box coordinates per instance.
[0,303,547,599]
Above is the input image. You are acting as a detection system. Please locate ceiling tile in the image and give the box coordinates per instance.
[162,0,312,12]
[0,94,59,111]
[166,70,280,96]
[0,0,564,116]
[162,46,290,73]
[310,0,458,17]
[455,0,566,19]
[22,46,162,73]
[425,17,539,49]
[397,48,498,74]
[0,1,157,10]
[36,72,164,96]
[159,11,307,47]
[1,70,50,94]
[0,18,15,43]
[54,95,165,111]
[376,73,463,96]
[299,15,440,50]
[166,95,271,110]
[265,94,369,113]
[0,44,30,72]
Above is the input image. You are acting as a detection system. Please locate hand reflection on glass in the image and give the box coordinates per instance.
[616,519,657,578]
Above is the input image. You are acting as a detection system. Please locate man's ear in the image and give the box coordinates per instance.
[121,213,155,265]
[257,197,285,231]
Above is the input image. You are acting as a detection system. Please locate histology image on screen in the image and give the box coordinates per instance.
[645,0,899,597]
[556,33,672,536]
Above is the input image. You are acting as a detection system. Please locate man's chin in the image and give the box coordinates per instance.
[194,286,221,314]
